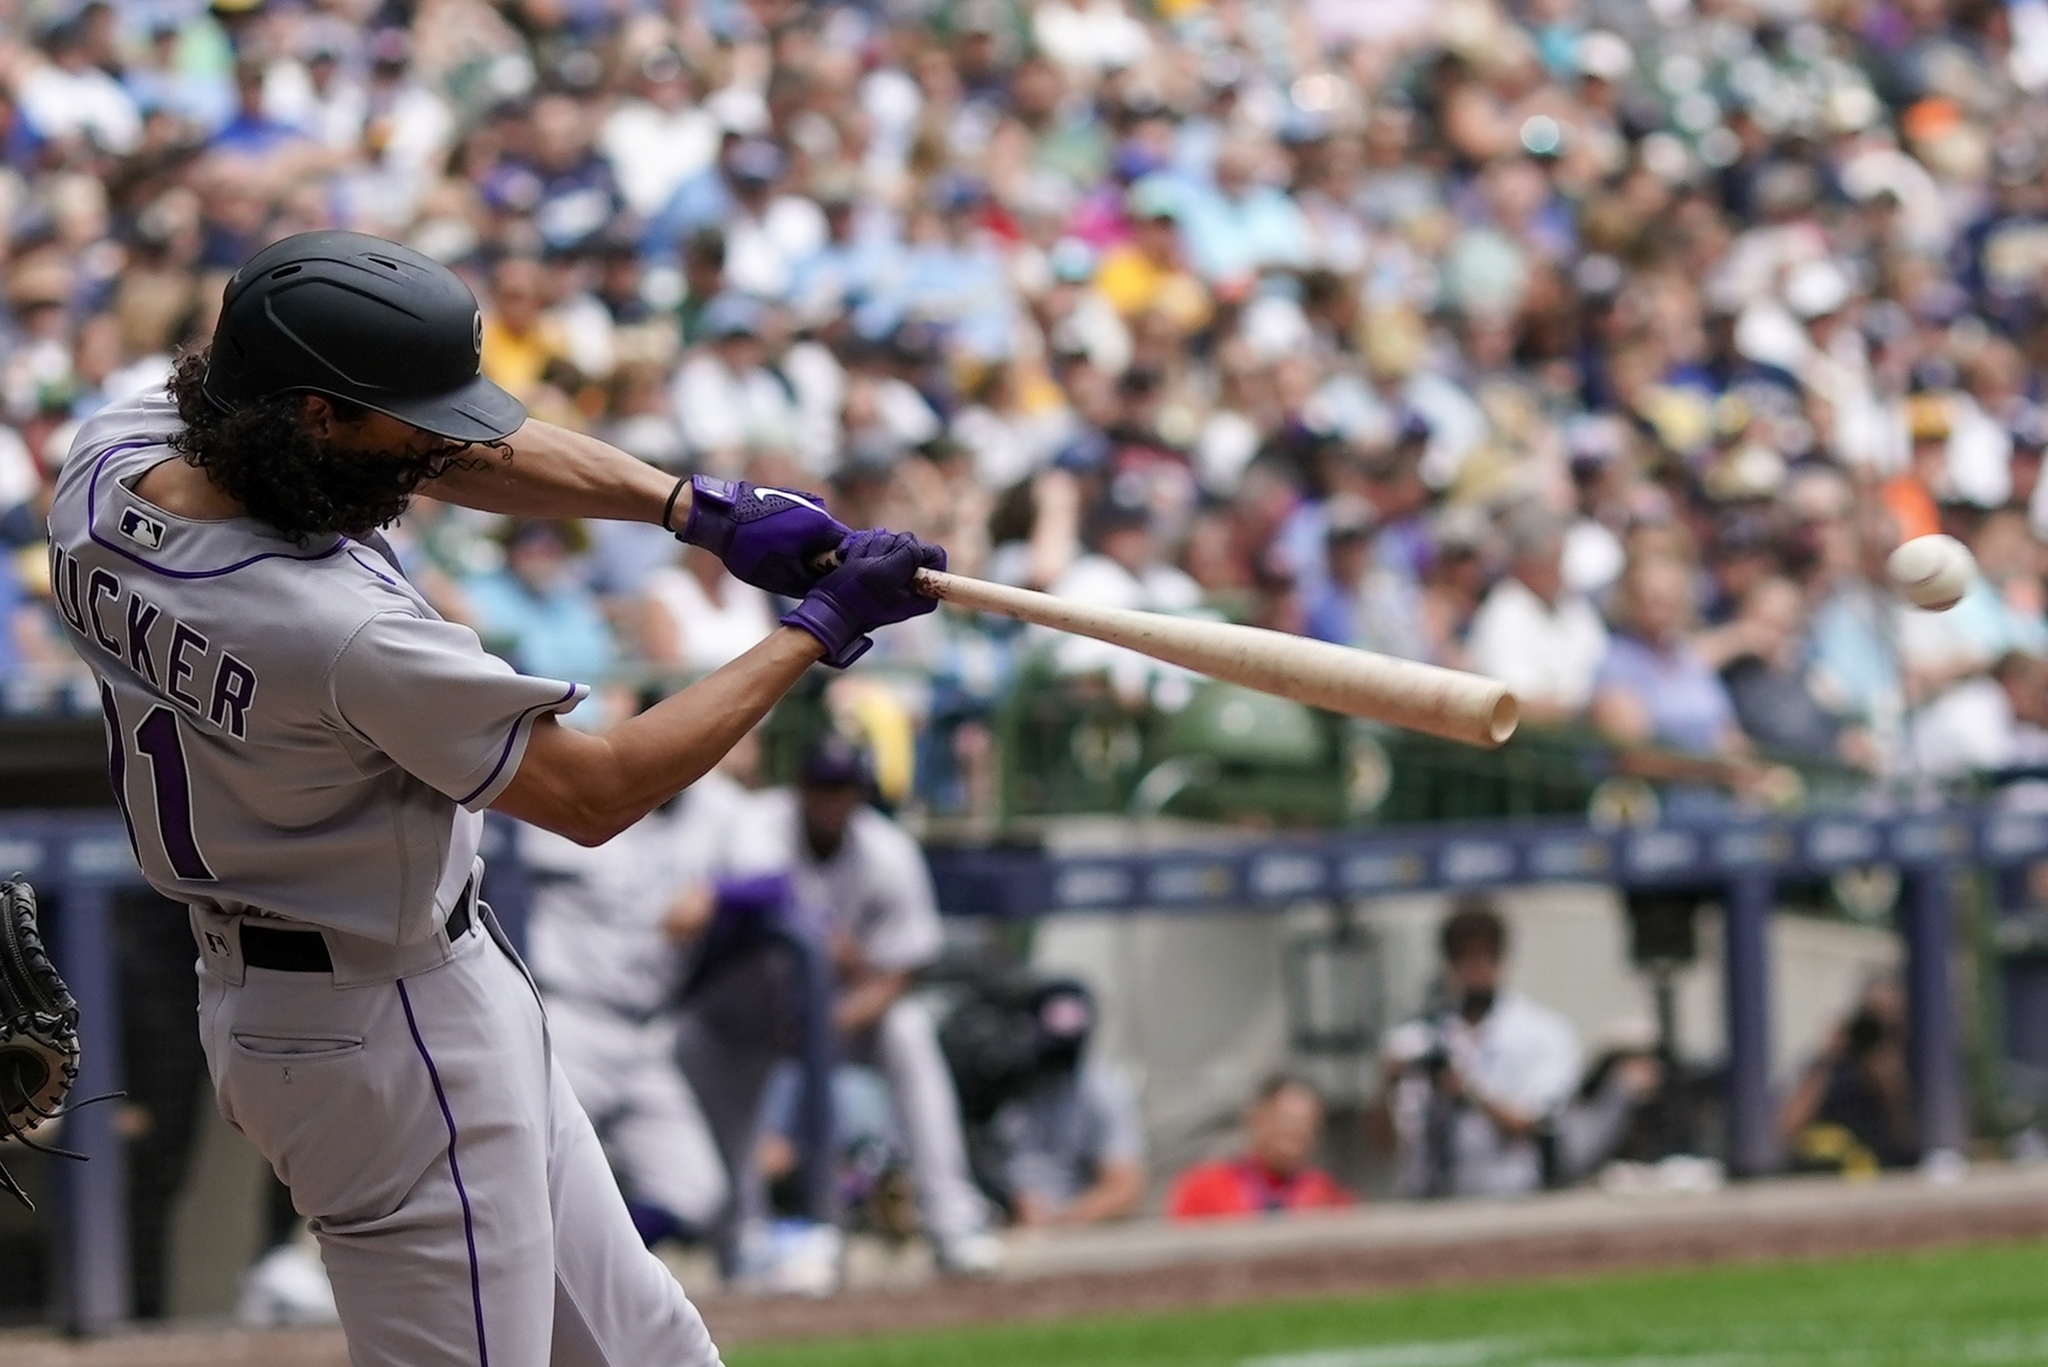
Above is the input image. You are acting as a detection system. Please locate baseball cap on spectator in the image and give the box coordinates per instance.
[1113,145,1166,185]
[553,49,606,94]
[1565,415,1628,472]
[931,174,987,215]
[1127,175,1181,222]
[1324,494,1378,545]
[889,320,941,367]
[1906,393,1953,442]
[703,294,764,340]
[368,28,411,72]
[1048,238,1096,284]
[1576,30,1634,82]
[1714,512,1778,561]
[1786,260,1852,319]
[1393,409,1433,449]
[1431,504,1494,559]
[728,140,785,186]
[801,734,874,790]
[1704,443,1789,501]
[2013,403,2048,452]
[956,0,1006,36]
[639,46,688,85]
[1032,980,1095,1067]
[1501,503,1568,560]
[812,165,861,208]
[1084,488,1153,546]
[844,431,908,473]
[497,518,591,555]
[1053,430,1112,473]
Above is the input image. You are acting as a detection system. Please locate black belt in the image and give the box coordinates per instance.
[241,878,476,974]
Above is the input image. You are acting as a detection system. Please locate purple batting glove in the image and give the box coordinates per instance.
[781,528,946,668]
[679,475,851,598]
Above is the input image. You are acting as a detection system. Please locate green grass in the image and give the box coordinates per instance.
[728,1241,2048,1367]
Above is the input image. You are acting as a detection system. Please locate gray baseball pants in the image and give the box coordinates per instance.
[544,994,729,1231]
[193,901,722,1367]
[675,950,985,1248]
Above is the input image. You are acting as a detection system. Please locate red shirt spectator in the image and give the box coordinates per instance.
[1166,1157,1352,1218]
[1165,1074,1354,1220]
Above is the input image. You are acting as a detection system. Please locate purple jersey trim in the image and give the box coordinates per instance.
[398,979,490,1367]
[455,682,581,807]
[85,442,349,578]
[347,549,401,587]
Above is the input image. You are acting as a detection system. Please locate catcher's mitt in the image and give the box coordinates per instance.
[0,880,79,1209]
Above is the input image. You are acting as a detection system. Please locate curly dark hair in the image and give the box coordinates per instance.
[164,349,505,545]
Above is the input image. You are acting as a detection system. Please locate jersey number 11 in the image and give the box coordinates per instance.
[100,685,216,883]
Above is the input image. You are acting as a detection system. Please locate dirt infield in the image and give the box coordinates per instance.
[5,1167,2048,1365]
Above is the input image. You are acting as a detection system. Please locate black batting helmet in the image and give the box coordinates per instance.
[203,230,526,444]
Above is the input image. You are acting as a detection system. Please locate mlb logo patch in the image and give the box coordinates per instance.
[118,507,166,551]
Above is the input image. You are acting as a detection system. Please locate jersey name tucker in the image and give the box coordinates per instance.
[49,542,259,740]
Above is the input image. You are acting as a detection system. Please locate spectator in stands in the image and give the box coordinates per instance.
[600,45,717,223]
[1048,487,1202,695]
[670,294,799,477]
[1594,555,1746,759]
[1908,650,2048,779]
[1780,977,1917,1174]
[641,544,777,675]
[1381,900,1581,1199]
[1467,505,1608,724]
[1094,178,1210,333]
[463,519,617,698]
[1166,1073,1351,1220]
[479,254,570,403]
[984,980,1146,1227]
[1302,494,1429,660]
[1721,577,1873,769]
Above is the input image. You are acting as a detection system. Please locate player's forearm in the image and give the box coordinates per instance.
[834,970,908,1034]
[1058,1163,1145,1224]
[1473,1094,1538,1140]
[428,418,687,528]
[493,627,824,844]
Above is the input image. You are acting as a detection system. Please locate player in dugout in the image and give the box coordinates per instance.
[708,734,1002,1274]
[45,229,942,1367]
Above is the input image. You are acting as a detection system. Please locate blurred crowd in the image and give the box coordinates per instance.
[6,0,2048,805]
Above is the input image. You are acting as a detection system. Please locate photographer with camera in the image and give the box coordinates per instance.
[1381,899,1582,1199]
[1779,976,1917,1174]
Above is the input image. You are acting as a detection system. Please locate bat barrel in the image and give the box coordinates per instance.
[914,569,1518,749]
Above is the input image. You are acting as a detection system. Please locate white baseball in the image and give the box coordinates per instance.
[1886,533,1974,612]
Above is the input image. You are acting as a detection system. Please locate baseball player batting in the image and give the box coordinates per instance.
[45,229,940,1366]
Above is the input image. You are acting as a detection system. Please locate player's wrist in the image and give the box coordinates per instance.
[675,474,734,549]
[776,623,832,664]
[660,475,692,534]
[780,596,872,668]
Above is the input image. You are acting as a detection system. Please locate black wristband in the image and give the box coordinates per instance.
[662,476,687,534]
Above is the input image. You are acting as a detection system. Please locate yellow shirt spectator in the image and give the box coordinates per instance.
[1094,180,1210,331]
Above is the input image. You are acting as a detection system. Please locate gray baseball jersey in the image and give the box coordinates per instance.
[47,389,585,942]
[728,790,942,972]
[524,770,755,1016]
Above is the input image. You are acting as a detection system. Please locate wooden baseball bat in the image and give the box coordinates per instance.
[911,569,1518,749]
